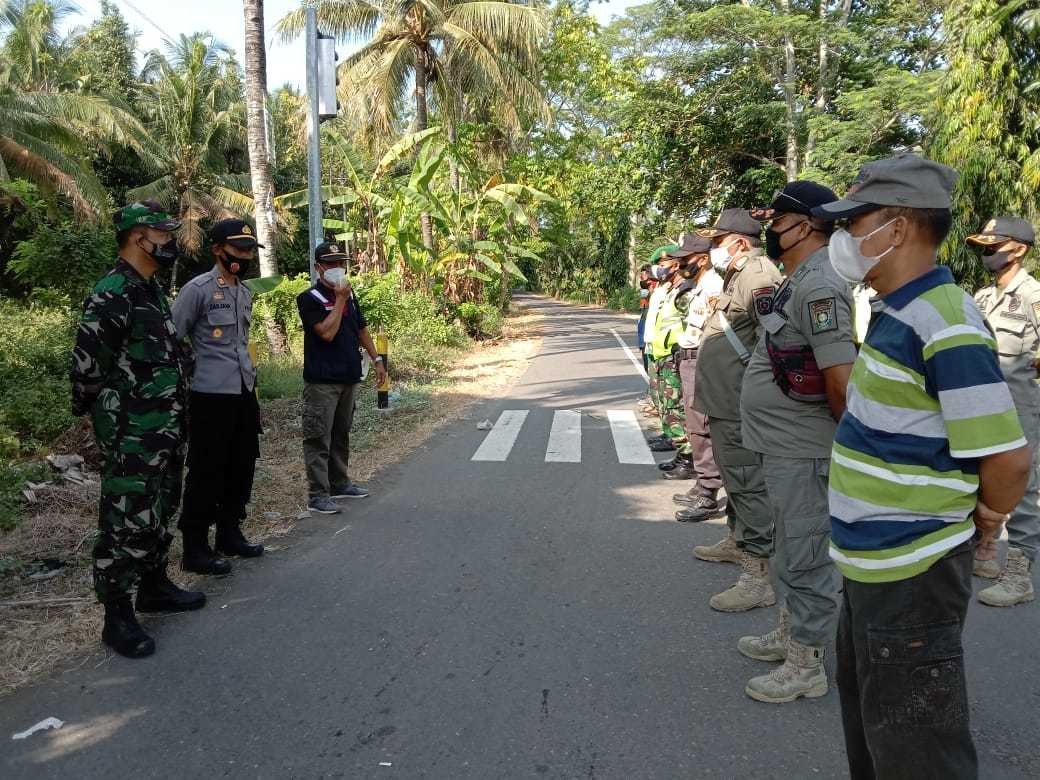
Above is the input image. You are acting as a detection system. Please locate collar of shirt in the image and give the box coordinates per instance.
[789,246,830,283]
[879,265,953,311]
[999,267,1031,296]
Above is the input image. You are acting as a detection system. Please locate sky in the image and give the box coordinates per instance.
[70,0,638,91]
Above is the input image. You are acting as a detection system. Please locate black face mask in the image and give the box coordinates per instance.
[222,253,252,277]
[140,235,179,268]
[765,221,808,261]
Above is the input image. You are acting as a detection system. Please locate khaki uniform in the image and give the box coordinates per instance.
[676,269,724,498]
[695,250,782,556]
[975,268,1040,562]
[740,247,855,646]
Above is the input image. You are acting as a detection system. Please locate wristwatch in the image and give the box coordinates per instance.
[373,355,384,363]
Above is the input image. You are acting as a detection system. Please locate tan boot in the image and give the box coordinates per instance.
[709,552,776,612]
[979,548,1035,607]
[693,532,742,564]
[738,606,789,661]
[745,640,829,703]
[973,538,1001,579]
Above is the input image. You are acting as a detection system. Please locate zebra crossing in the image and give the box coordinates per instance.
[471,409,656,465]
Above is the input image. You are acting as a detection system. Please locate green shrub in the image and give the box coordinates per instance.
[0,302,77,454]
[606,286,641,312]
[250,273,312,351]
[456,302,504,340]
[7,210,117,302]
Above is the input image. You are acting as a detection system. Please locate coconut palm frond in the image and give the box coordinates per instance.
[0,133,98,217]
[276,0,382,43]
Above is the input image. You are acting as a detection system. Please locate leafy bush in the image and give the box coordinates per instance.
[250,273,312,351]
[456,302,504,340]
[0,302,77,455]
[5,183,117,301]
[607,286,641,312]
[354,272,465,347]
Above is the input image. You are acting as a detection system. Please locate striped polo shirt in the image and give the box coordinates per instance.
[829,266,1026,583]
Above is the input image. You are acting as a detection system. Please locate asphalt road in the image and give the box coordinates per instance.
[2,295,1039,779]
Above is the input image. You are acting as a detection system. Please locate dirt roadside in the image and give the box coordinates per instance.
[0,304,543,697]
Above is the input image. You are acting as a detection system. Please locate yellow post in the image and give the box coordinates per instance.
[375,330,390,408]
[248,341,259,366]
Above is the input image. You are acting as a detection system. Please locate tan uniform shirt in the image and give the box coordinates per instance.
[677,268,724,349]
[975,268,1040,414]
[694,250,783,420]
[740,247,857,458]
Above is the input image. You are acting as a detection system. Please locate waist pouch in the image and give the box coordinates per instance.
[766,334,826,403]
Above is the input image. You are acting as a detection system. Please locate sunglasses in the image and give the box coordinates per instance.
[750,190,812,222]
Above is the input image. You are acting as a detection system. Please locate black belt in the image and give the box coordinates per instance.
[678,347,699,360]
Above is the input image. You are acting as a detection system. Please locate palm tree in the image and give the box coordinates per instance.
[0,0,80,90]
[0,0,156,217]
[242,0,277,279]
[276,0,547,250]
[128,33,253,265]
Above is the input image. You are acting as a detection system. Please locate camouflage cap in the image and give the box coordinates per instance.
[966,216,1036,247]
[113,200,181,232]
[649,244,679,263]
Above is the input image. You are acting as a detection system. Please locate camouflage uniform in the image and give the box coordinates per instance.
[71,260,190,603]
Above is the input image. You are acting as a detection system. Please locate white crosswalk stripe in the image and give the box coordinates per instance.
[606,409,656,465]
[471,409,655,465]
[471,410,530,461]
[545,410,582,463]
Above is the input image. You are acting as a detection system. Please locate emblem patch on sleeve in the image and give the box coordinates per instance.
[809,298,837,334]
[1032,301,1040,321]
[752,287,774,316]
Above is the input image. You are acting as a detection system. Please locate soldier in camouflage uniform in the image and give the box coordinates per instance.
[71,201,205,659]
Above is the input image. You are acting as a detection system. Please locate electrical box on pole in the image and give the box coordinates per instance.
[316,34,339,121]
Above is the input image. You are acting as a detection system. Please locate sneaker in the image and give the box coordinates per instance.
[331,484,370,500]
[308,497,341,514]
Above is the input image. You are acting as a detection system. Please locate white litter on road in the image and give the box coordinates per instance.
[379,762,393,767]
[12,717,63,740]
[476,419,494,431]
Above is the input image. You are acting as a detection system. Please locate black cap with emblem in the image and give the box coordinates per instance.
[314,241,350,264]
[751,181,838,221]
[210,218,264,249]
[966,216,1036,248]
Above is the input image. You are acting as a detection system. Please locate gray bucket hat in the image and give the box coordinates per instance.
[812,154,959,219]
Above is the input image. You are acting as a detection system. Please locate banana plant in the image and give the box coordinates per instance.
[273,127,441,271]
[402,147,555,300]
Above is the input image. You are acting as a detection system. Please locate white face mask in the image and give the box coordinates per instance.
[709,244,733,271]
[829,219,897,283]
[323,267,346,286]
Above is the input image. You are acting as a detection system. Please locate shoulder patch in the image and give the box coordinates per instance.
[1033,301,1040,321]
[808,298,838,334]
[752,286,774,316]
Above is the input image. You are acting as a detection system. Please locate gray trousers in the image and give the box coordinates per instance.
[707,416,773,558]
[303,381,361,500]
[1010,410,1040,563]
[761,454,841,647]
[678,355,722,499]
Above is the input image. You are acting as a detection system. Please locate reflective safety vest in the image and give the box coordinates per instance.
[651,287,685,360]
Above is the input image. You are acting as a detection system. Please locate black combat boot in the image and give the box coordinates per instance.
[102,597,155,658]
[658,451,693,472]
[215,519,264,558]
[661,462,694,480]
[181,528,232,576]
[136,565,206,613]
[649,438,677,453]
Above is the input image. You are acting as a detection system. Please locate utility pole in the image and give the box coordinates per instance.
[305,1,322,284]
